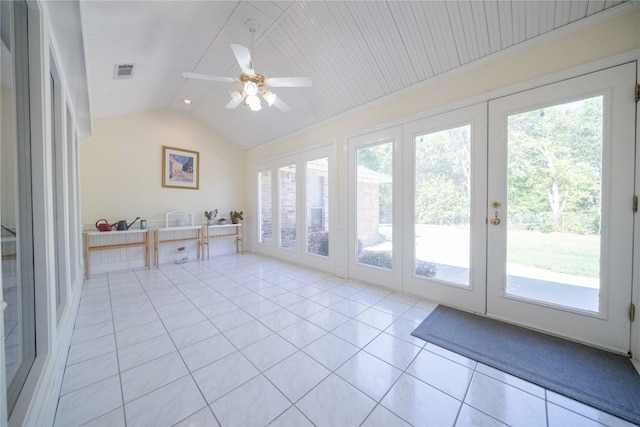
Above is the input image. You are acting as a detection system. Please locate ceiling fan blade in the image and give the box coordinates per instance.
[230,44,255,75]
[182,72,237,83]
[272,96,291,112]
[225,91,245,109]
[266,77,312,88]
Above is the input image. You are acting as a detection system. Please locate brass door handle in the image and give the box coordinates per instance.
[490,218,501,225]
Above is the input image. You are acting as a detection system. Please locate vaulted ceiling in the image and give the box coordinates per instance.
[83,0,629,150]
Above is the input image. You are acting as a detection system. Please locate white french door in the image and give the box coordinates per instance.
[402,104,488,312]
[300,146,335,271]
[342,63,636,352]
[487,63,636,353]
[348,126,402,290]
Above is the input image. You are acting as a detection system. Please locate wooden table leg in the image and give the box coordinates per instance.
[153,229,159,267]
[83,232,90,278]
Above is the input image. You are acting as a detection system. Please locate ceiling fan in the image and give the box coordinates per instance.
[182,20,311,112]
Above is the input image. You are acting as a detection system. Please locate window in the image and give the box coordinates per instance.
[1,0,37,413]
[279,164,296,249]
[306,157,329,257]
[356,142,393,269]
[258,170,272,244]
[414,125,471,285]
[256,146,334,267]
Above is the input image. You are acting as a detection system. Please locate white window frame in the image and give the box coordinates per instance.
[254,144,337,272]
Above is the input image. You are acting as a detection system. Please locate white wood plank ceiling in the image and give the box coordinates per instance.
[82,0,629,150]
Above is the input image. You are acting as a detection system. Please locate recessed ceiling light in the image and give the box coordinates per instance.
[183,99,193,105]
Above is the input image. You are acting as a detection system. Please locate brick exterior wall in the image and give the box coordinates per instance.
[279,169,296,248]
[259,171,272,243]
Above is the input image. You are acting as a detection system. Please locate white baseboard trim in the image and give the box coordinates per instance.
[17,276,83,427]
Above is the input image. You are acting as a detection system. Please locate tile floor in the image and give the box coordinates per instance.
[53,254,635,427]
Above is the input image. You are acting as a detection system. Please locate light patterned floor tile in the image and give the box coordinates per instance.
[546,403,605,427]
[115,320,167,349]
[179,333,236,371]
[257,309,301,332]
[117,334,176,372]
[407,349,474,400]
[475,362,542,398]
[192,351,260,403]
[297,374,376,426]
[286,299,325,317]
[264,351,331,402]
[269,406,314,427]
[210,375,291,426]
[125,376,206,427]
[55,376,122,427]
[243,299,282,318]
[78,407,125,427]
[209,308,253,332]
[241,333,297,371]
[66,334,116,366]
[362,405,411,427]
[330,299,369,317]
[160,309,207,332]
[303,333,359,370]
[306,308,350,331]
[169,320,220,349]
[455,404,509,427]
[464,372,546,426]
[173,407,219,427]
[120,352,188,402]
[546,391,636,426]
[365,332,421,370]
[54,256,623,427]
[385,317,428,347]
[332,319,381,348]
[355,307,398,330]
[381,374,461,427]
[71,320,114,345]
[61,352,119,395]
[336,351,402,401]
[223,319,273,349]
[277,320,326,348]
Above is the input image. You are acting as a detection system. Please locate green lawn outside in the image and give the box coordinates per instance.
[507,230,600,278]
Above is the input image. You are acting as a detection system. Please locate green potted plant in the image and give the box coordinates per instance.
[229,210,243,224]
[204,209,217,226]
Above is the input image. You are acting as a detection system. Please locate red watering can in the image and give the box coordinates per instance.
[95,219,116,232]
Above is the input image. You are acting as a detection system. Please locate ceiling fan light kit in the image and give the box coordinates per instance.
[263,91,276,106]
[244,80,259,96]
[182,19,311,113]
[245,95,262,111]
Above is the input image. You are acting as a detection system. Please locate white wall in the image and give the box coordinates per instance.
[81,110,246,227]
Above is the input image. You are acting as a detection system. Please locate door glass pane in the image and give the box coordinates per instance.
[1,23,20,398]
[506,96,602,312]
[356,143,392,269]
[414,125,471,285]
[66,106,79,285]
[306,157,329,256]
[258,170,272,244]
[2,0,37,413]
[51,73,61,312]
[279,165,296,249]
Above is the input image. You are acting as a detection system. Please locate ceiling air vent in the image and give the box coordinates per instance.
[113,63,135,80]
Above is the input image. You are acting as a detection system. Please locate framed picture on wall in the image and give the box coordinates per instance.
[162,146,200,190]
